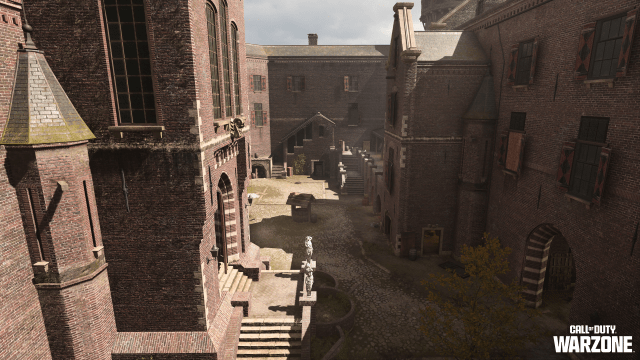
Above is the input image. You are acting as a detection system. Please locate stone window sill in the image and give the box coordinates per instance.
[109,125,165,139]
[512,84,529,91]
[584,78,614,89]
[564,193,592,209]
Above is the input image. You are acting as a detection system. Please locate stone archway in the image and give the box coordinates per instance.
[521,224,576,309]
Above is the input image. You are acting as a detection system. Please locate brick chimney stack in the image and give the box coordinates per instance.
[308,33,318,45]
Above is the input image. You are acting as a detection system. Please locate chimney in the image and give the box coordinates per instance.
[308,33,318,45]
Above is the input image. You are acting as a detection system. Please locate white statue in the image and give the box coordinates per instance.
[304,262,314,296]
[305,236,313,264]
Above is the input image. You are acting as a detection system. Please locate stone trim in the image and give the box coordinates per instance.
[34,263,108,290]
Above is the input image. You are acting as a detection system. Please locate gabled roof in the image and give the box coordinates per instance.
[254,45,389,58]
[279,112,335,143]
[413,31,488,64]
[286,193,315,208]
[0,34,94,145]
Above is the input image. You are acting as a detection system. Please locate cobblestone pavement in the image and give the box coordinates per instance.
[247,176,569,359]
[248,176,433,359]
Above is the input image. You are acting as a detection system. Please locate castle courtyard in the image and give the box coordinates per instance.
[248,176,571,359]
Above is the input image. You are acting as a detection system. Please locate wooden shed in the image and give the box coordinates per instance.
[286,193,315,222]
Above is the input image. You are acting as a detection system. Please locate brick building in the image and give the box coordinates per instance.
[247,35,388,179]
[372,1,639,356]
[0,0,270,358]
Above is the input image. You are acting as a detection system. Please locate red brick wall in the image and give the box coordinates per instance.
[268,58,386,160]
[465,0,640,348]
[247,52,271,158]
[0,147,52,359]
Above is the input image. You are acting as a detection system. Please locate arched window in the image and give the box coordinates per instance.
[220,0,232,117]
[231,23,241,116]
[206,3,222,119]
[103,0,157,124]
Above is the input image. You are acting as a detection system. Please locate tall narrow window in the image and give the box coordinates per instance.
[590,14,626,79]
[103,0,156,124]
[253,75,262,91]
[206,3,222,119]
[569,117,609,200]
[27,188,45,261]
[220,1,232,117]
[516,41,534,85]
[83,181,97,247]
[231,23,241,116]
[254,103,263,126]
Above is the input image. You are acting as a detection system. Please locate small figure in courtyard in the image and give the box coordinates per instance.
[305,236,313,264]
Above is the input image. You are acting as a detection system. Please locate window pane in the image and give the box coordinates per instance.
[132,109,145,123]
[130,94,143,109]
[609,17,621,39]
[108,23,121,40]
[116,76,128,92]
[121,23,135,40]
[133,5,145,22]
[118,94,130,108]
[118,6,133,22]
[111,42,123,58]
[120,110,132,123]
[123,42,137,58]
[144,94,155,109]
[599,60,611,77]
[141,76,153,92]
[601,20,611,41]
[603,40,615,60]
[594,42,605,61]
[135,23,147,40]
[137,42,149,58]
[128,76,141,92]
[145,110,156,121]
[592,61,602,77]
[139,59,151,75]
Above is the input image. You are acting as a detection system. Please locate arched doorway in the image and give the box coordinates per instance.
[521,224,576,320]
[215,173,235,274]
[252,164,267,178]
[374,195,381,214]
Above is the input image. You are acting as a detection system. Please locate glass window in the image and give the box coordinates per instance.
[590,14,625,79]
[232,23,240,115]
[220,1,232,116]
[206,3,222,119]
[103,0,156,124]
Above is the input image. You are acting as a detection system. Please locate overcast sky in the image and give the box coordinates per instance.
[244,0,424,46]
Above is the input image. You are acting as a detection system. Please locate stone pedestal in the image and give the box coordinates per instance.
[299,291,317,360]
[300,260,316,271]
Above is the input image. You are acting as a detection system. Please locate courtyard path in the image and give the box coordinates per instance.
[247,176,569,359]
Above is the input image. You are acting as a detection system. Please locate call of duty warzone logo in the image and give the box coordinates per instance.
[554,325,634,353]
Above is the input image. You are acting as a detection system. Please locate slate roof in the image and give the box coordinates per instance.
[246,43,268,58]
[0,47,95,145]
[279,112,335,143]
[286,193,315,208]
[414,31,488,63]
[371,127,385,139]
[251,45,389,58]
[462,75,498,120]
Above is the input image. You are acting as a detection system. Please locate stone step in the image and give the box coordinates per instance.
[222,268,239,290]
[238,341,302,349]
[229,274,246,294]
[237,275,248,292]
[236,348,301,358]
[242,278,253,292]
[219,268,232,285]
[240,332,302,341]
[240,324,302,334]
[242,317,299,326]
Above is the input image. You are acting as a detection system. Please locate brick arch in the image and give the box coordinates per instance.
[520,223,563,308]
[216,172,239,263]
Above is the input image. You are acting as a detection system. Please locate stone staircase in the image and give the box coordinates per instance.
[218,264,252,296]
[342,154,364,195]
[236,317,302,359]
[272,164,286,179]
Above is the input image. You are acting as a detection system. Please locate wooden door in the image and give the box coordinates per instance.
[545,252,574,290]
[422,229,441,255]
